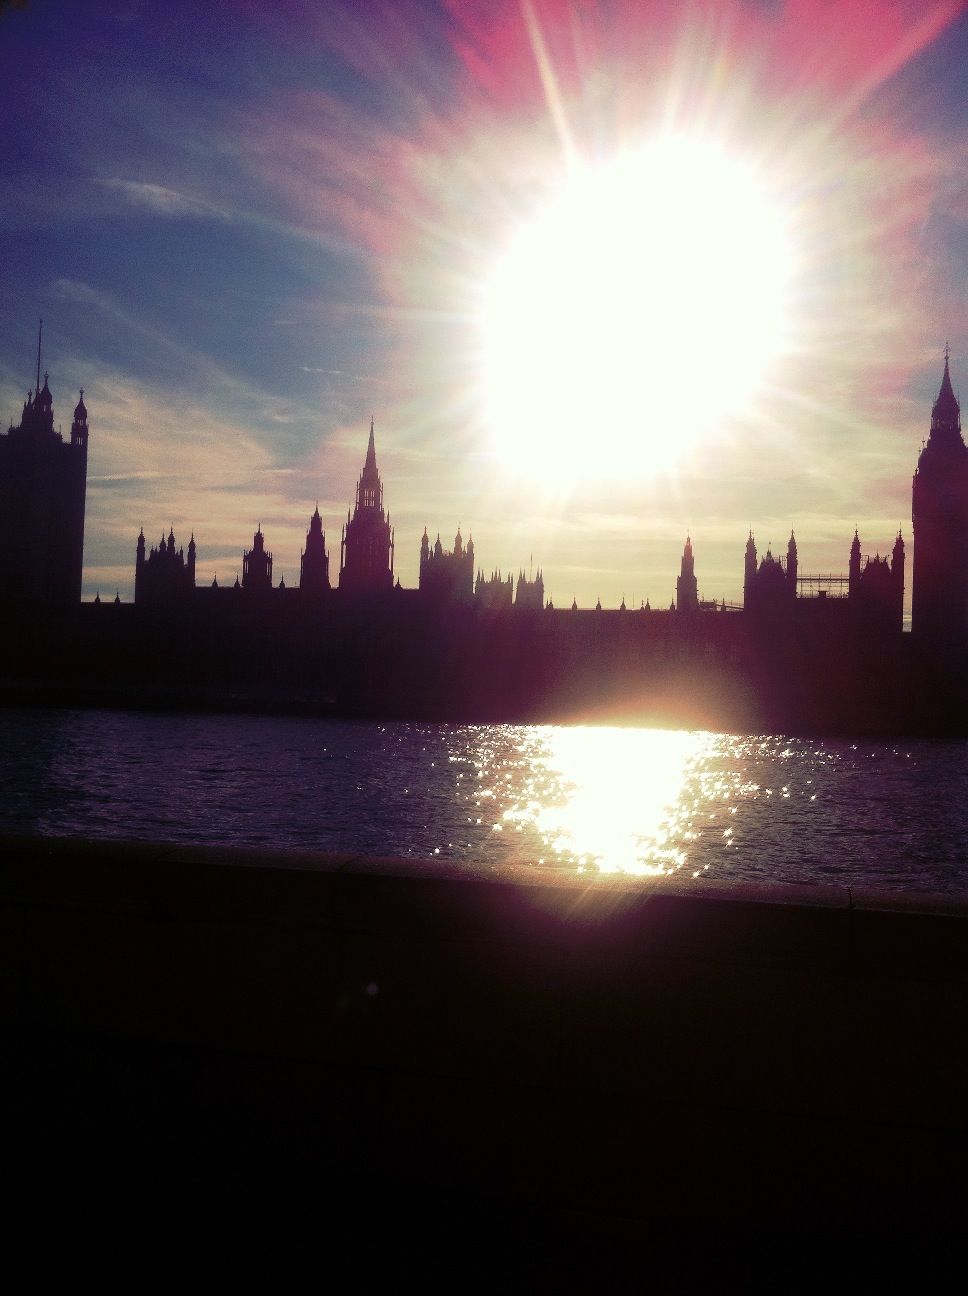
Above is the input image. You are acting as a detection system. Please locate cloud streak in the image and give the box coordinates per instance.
[98,179,231,221]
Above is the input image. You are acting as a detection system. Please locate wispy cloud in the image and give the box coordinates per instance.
[98,179,230,221]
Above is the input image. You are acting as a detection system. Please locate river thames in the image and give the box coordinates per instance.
[2,708,967,895]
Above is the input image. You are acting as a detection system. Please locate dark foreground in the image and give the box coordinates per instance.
[3,837,967,1284]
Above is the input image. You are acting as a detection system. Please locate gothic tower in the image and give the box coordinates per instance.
[676,535,698,612]
[743,532,757,607]
[242,525,273,591]
[912,350,968,648]
[300,505,330,594]
[0,322,88,604]
[848,529,862,598]
[339,419,394,594]
[786,531,798,592]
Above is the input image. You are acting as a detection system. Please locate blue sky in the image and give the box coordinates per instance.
[1,0,966,608]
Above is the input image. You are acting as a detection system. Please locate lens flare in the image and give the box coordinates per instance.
[481,134,796,484]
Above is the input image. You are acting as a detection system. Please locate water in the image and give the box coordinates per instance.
[1,708,967,895]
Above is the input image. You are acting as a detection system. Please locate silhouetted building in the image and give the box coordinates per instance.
[744,524,903,632]
[0,324,88,604]
[744,532,797,615]
[912,351,967,647]
[135,527,195,604]
[340,420,394,594]
[676,536,698,612]
[300,506,330,594]
[515,568,544,610]
[476,569,513,609]
[243,526,273,592]
[419,526,474,602]
[849,528,905,630]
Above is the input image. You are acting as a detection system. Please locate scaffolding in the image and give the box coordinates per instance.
[797,574,850,599]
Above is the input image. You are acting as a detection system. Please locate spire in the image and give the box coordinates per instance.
[35,318,42,398]
[928,346,962,444]
[364,417,377,472]
[935,347,959,417]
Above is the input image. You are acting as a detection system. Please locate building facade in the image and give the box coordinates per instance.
[135,528,196,604]
[515,569,545,610]
[0,327,88,604]
[419,527,474,602]
[475,570,513,609]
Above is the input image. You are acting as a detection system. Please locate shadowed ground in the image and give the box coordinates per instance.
[2,836,966,1282]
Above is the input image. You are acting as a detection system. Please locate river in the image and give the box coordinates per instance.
[2,708,966,894]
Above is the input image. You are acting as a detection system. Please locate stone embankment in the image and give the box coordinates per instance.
[3,836,966,1270]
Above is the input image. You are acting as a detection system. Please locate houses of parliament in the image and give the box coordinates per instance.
[1,330,966,733]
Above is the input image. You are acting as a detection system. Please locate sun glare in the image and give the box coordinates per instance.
[481,134,795,484]
[532,726,706,875]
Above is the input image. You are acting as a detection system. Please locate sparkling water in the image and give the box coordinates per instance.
[2,709,966,895]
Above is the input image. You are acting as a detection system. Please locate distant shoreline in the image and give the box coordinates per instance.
[2,672,964,739]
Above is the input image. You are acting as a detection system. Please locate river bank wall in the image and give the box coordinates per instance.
[2,835,966,1271]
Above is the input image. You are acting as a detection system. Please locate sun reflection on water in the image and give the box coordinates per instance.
[494,726,712,876]
[6,709,968,893]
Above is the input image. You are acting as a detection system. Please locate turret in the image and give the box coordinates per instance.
[676,534,698,612]
[892,529,905,625]
[300,504,330,594]
[849,529,862,598]
[242,525,273,591]
[744,532,757,606]
[71,389,89,452]
[786,531,798,593]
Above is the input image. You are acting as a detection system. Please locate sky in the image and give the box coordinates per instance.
[1,0,966,610]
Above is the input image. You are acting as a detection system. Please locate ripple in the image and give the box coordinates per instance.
[2,710,968,893]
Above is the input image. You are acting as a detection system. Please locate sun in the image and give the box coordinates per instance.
[480,134,796,484]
